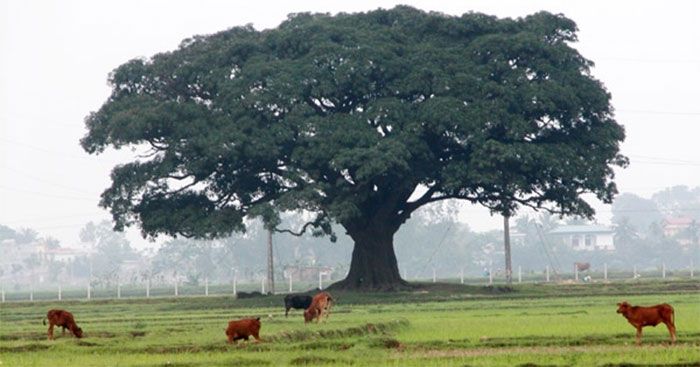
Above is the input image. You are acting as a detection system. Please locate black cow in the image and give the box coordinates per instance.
[284,294,313,317]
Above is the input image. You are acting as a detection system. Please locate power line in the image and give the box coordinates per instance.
[0,184,97,201]
[419,222,454,276]
[0,137,92,160]
[599,57,700,64]
[616,109,700,116]
[0,212,107,225]
[0,164,102,195]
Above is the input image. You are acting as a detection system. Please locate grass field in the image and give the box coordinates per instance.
[1,281,699,366]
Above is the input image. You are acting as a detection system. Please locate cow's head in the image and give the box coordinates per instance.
[303,309,315,323]
[617,301,631,314]
[74,327,83,338]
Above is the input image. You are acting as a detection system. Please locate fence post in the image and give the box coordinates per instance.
[575,265,579,281]
[261,277,266,294]
[175,280,179,296]
[146,278,150,298]
[691,260,695,278]
[318,271,323,290]
[205,277,209,296]
[489,265,493,285]
[432,268,436,283]
[662,263,666,279]
[460,268,464,284]
[87,282,91,300]
[30,284,34,301]
[289,274,293,293]
[546,266,550,282]
[633,265,637,279]
[604,263,608,281]
[232,274,237,296]
[518,266,522,284]
[58,284,62,301]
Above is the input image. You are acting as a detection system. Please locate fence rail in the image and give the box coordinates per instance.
[0,264,695,303]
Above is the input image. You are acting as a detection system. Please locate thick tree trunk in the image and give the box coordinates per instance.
[330,223,409,291]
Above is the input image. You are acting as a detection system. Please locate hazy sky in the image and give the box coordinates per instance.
[1,0,699,249]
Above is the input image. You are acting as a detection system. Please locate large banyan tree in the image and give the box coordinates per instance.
[81,6,626,290]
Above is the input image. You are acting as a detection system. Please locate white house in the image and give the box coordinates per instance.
[548,224,615,251]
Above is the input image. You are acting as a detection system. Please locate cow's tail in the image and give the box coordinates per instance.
[664,303,675,324]
[670,304,675,325]
[42,318,46,326]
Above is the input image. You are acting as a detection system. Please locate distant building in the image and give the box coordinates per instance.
[662,216,696,246]
[37,246,87,262]
[548,224,615,251]
[662,216,693,237]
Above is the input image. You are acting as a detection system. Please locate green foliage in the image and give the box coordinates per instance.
[611,193,663,231]
[82,7,625,244]
[0,224,17,241]
[79,221,138,283]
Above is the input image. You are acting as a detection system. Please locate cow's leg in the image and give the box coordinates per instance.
[62,326,67,335]
[665,321,677,344]
[285,307,290,318]
[635,327,643,345]
[252,331,261,343]
[316,308,323,323]
[48,324,54,340]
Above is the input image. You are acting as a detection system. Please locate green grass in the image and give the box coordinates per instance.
[1,281,699,366]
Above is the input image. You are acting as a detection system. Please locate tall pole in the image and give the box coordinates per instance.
[232,269,237,296]
[604,263,608,280]
[267,229,274,294]
[504,215,512,284]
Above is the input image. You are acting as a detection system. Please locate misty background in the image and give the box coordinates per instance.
[2,185,699,291]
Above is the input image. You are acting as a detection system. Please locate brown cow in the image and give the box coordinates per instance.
[225,317,261,344]
[616,301,676,345]
[304,291,333,323]
[575,262,591,272]
[43,309,83,340]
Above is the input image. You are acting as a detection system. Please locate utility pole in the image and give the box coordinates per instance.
[267,229,274,294]
[504,214,512,284]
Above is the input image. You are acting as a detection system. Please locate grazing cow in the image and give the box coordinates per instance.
[225,317,261,344]
[575,262,591,272]
[43,309,83,340]
[616,301,676,345]
[304,291,333,323]
[284,294,313,317]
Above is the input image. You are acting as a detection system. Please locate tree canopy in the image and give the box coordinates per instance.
[81,6,626,289]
